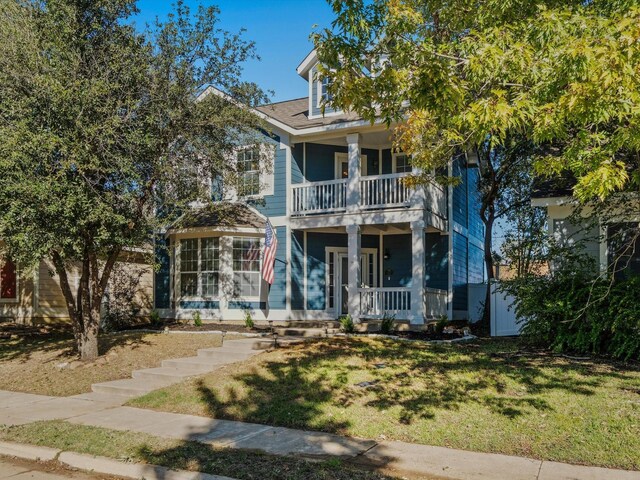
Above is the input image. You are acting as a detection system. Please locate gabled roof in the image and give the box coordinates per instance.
[169,202,265,231]
[296,49,318,78]
[256,97,360,130]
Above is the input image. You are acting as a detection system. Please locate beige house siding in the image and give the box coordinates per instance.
[0,252,153,326]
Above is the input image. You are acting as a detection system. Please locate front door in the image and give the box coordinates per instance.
[334,251,377,316]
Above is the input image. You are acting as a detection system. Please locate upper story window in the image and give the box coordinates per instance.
[393,153,412,174]
[318,75,333,108]
[0,258,17,301]
[179,238,219,299]
[232,237,261,298]
[237,147,260,197]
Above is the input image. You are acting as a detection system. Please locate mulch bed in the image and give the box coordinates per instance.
[390,330,465,341]
[143,322,270,334]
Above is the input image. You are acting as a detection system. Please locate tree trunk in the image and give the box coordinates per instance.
[78,321,99,361]
[480,215,495,334]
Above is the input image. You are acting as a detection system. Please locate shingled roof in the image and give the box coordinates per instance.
[256,97,360,130]
[169,202,264,231]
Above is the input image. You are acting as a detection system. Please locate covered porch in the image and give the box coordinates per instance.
[293,221,450,324]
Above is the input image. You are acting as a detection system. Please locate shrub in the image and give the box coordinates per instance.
[101,263,147,332]
[501,257,640,361]
[434,315,448,334]
[192,311,203,327]
[243,310,254,329]
[339,314,355,333]
[149,309,161,328]
[379,312,396,334]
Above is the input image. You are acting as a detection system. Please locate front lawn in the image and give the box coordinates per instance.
[0,420,405,480]
[130,337,640,470]
[0,330,237,396]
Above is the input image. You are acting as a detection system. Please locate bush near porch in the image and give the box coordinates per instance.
[130,337,640,471]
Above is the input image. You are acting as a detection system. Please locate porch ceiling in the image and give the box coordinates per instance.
[297,223,413,235]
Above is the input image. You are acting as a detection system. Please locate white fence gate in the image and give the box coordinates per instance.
[469,282,521,336]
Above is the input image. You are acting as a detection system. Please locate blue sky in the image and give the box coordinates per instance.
[134,0,336,102]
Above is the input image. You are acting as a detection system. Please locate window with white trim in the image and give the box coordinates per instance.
[179,238,219,298]
[237,147,260,196]
[318,75,333,107]
[232,237,261,298]
[0,258,17,301]
[393,153,412,173]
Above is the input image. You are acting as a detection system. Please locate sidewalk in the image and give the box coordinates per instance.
[1,389,638,480]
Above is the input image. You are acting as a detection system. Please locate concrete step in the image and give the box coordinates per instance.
[161,356,235,372]
[252,337,306,350]
[91,377,175,397]
[273,327,337,337]
[70,391,131,406]
[196,348,255,360]
[131,367,201,382]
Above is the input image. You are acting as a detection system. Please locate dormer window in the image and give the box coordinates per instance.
[237,146,260,197]
[318,75,333,108]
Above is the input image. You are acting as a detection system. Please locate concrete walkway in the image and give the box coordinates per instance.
[0,336,638,480]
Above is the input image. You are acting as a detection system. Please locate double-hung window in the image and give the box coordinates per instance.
[237,147,260,197]
[232,237,261,298]
[393,153,412,174]
[318,75,333,106]
[179,238,219,298]
[0,258,17,301]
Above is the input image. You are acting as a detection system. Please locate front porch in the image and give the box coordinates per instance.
[295,221,450,324]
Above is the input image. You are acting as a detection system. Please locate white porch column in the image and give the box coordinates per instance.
[346,223,361,322]
[219,236,233,314]
[346,133,361,212]
[411,220,426,324]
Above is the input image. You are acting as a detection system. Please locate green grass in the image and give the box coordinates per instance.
[0,421,405,480]
[130,337,640,470]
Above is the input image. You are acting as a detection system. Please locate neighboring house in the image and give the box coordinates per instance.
[532,180,640,276]
[154,50,486,324]
[0,244,152,325]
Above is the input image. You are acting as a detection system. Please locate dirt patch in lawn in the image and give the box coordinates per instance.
[0,330,240,396]
[130,337,640,470]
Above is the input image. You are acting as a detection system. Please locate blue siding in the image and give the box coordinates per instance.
[452,232,468,311]
[292,143,304,185]
[382,234,412,287]
[453,156,468,228]
[154,237,171,309]
[291,231,305,310]
[305,143,347,182]
[306,233,379,310]
[267,226,287,309]
[310,64,339,117]
[362,148,380,175]
[467,167,484,241]
[247,143,286,217]
[468,244,484,284]
[381,149,392,174]
[229,301,267,310]
[425,233,449,290]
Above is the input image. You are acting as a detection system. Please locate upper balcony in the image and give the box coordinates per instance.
[291,172,447,221]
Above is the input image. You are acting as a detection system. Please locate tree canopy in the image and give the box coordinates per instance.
[0,0,267,359]
[314,0,640,201]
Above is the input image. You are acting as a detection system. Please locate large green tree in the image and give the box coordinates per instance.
[315,0,640,324]
[0,0,267,360]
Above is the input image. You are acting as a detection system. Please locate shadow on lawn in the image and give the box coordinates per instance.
[0,326,153,362]
[192,338,636,431]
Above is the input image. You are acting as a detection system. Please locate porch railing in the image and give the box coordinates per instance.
[425,287,448,318]
[291,178,347,215]
[359,287,411,319]
[359,173,412,209]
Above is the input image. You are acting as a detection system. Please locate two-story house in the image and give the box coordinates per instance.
[153,50,485,326]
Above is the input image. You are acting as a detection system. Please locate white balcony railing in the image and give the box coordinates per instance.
[359,173,412,209]
[359,287,411,319]
[425,287,448,318]
[291,178,347,215]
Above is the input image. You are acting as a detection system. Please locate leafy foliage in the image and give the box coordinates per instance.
[193,311,203,328]
[339,314,355,334]
[501,251,640,361]
[0,0,268,359]
[379,312,396,334]
[315,0,640,201]
[243,310,254,329]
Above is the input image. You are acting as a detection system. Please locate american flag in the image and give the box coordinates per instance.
[262,220,278,285]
